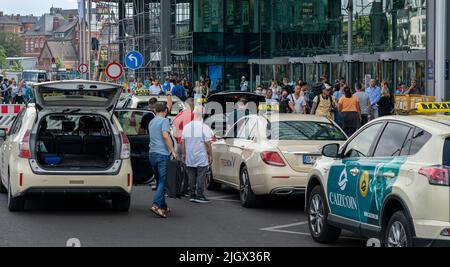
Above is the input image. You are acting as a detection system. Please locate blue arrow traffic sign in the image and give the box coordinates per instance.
[125,51,143,70]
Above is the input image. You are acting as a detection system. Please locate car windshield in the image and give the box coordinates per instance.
[267,121,347,141]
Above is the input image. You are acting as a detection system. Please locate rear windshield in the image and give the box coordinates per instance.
[137,101,184,116]
[444,138,450,166]
[40,88,115,103]
[267,121,347,141]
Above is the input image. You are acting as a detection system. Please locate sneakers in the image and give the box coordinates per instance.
[189,195,210,203]
[194,196,210,204]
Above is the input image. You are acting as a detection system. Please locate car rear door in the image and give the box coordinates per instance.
[114,109,154,185]
[357,122,414,227]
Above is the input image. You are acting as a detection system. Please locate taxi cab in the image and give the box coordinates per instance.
[306,105,450,247]
[209,113,347,208]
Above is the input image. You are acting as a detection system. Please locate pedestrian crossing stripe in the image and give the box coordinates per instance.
[416,102,450,113]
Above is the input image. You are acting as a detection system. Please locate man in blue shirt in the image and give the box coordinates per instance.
[366,79,381,119]
[149,101,177,218]
[162,77,171,94]
[171,80,187,101]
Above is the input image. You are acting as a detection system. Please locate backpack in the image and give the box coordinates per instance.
[312,83,325,97]
[312,94,334,115]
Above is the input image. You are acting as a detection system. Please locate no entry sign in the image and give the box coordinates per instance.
[105,62,123,80]
[78,64,89,74]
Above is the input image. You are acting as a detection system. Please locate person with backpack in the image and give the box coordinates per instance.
[1,78,10,104]
[171,80,187,101]
[311,84,336,121]
[288,84,307,114]
[279,89,291,114]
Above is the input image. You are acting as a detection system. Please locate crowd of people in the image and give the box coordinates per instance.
[253,75,421,136]
[0,78,34,104]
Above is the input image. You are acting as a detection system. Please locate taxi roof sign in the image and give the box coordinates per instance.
[416,102,450,114]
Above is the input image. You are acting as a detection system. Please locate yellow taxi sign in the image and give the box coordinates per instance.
[416,102,450,114]
[134,89,151,95]
[258,104,280,111]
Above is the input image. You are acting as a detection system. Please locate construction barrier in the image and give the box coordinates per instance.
[0,104,25,131]
[394,94,436,114]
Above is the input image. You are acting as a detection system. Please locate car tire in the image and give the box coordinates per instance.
[0,178,7,194]
[307,185,341,244]
[239,166,261,208]
[206,169,221,191]
[8,178,25,212]
[384,211,414,247]
[112,195,131,212]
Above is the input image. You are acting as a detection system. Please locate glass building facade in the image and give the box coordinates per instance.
[193,0,427,92]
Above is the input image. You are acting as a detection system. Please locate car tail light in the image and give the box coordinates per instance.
[19,130,31,159]
[19,173,23,187]
[127,173,131,187]
[120,132,131,159]
[441,229,450,237]
[419,166,449,186]
[261,151,286,167]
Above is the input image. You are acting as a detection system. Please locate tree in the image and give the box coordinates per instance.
[9,61,23,72]
[0,32,22,57]
[56,56,64,69]
[0,46,6,69]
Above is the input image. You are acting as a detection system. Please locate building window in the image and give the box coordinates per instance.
[30,39,34,52]
[25,39,29,52]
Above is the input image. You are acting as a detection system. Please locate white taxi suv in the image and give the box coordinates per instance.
[0,81,133,212]
[209,113,347,208]
[306,113,450,247]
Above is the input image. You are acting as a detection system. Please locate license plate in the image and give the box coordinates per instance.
[303,155,318,165]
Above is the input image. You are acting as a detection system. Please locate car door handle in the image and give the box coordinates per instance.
[350,168,360,177]
[383,171,395,179]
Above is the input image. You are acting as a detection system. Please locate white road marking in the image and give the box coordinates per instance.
[260,221,365,241]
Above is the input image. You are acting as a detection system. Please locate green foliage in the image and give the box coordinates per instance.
[9,61,23,72]
[56,56,64,69]
[0,32,22,57]
[0,46,6,68]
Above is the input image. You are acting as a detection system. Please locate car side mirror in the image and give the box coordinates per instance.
[0,129,7,140]
[322,144,341,158]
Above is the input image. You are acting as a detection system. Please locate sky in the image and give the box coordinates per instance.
[0,0,79,16]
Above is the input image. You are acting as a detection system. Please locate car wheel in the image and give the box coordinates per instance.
[206,169,221,191]
[239,166,261,208]
[307,186,341,243]
[112,195,131,212]
[0,178,7,194]
[384,211,414,247]
[7,178,25,212]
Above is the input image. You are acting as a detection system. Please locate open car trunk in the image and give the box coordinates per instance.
[35,114,115,170]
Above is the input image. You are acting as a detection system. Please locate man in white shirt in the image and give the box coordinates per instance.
[150,79,162,95]
[288,84,307,114]
[181,106,214,204]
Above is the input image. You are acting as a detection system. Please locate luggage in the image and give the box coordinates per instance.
[166,160,184,199]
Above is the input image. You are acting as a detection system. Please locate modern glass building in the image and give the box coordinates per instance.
[193,0,428,93]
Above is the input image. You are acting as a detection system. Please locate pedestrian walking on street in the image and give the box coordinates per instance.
[311,84,335,121]
[378,87,392,117]
[149,101,177,218]
[288,84,307,114]
[354,83,371,128]
[366,79,381,120]
[338,86,361,137]
[171,80,187,101]
[181,106,214,204]
[150,79,163,95]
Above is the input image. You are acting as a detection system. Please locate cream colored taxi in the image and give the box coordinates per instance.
[208,114,347,208]
[306,112,450,247]
[0,81,133,212]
